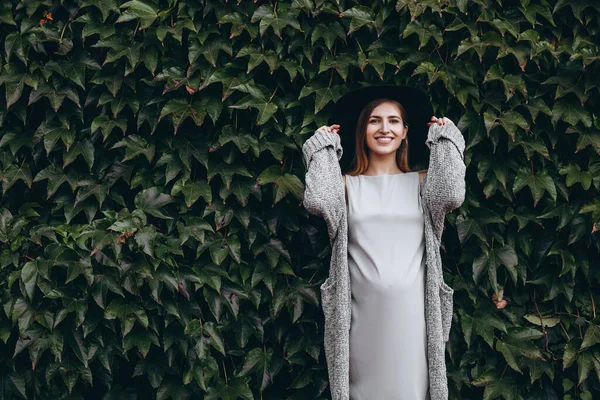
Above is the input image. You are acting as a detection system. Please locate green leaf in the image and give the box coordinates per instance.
[8,373,27,399]
[45,51,100,89]
[559,164,592,190]
[119,0,159,29]
[473,244,518,290]
[311,23,345,51]
[159,99,208,133]
[81,0,119,22]
[229,87,278,126]
[456,215,488,245]
[91,114,128,142]
[28,80,80,111]
[203,321,225,356]
[218,126,259,157]
[141,46,158,76]
[180,180,212,208]
[522,357,554,384]
[578,352,594,385]
[111,135,155,163]
[563,339,581,370]
[198,37,233,67]
[207,163,252,190]
[92,274,125,309]
[135,225,157,257]
[235,45,278,74]
[483,65,527,101]
[21,260,38,301]
[33,164,77,198]
[218,12,259,40]
[236,347,274,391]
[552,99,592,128]
[105,298,149,330]
[156,379,190,400]
[299,81,344,113]
[63,140,94,170]
[342,6,376,35]
[565,128,600,154]
[319,53,356,81]
[36,120,75,155]
[103,43,143,70]
[513,168,557,207]
[251,5,301,38]
[581,324,600,350]
[78,13,116,38]
[0,3,16,26]
[134,187,173,219]
[1,162,32,194]
[459,307,507,348]
[0,321,11,343]
[204,377,253,400]
[403,19,443,50]
[523,314,561,328]
[554,0,600,24]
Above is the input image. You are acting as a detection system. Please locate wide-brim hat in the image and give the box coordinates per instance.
[328,85,433,173]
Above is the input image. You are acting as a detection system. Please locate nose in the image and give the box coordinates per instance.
[381,120,390,133]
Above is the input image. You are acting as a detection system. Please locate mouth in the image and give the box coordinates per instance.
[375,137,394,144]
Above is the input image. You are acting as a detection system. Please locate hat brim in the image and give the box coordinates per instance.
[327,85,433,173]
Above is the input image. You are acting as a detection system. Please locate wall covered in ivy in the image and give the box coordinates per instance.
[0,0,599,399]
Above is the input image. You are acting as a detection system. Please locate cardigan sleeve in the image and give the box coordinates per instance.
[302,128,346,242]
[421,122,466,241]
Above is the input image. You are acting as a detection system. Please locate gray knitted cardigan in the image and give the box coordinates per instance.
[302,122,466,400]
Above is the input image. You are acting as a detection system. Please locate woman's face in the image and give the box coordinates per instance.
[364,101,408,157]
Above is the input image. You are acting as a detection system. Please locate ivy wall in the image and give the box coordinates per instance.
[0,0,599,399]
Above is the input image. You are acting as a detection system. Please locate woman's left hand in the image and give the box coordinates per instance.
[427,116,454,127]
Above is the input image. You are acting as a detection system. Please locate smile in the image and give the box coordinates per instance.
[375,137,394,144]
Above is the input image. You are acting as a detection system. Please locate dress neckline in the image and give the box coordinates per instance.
[356,172,416,177]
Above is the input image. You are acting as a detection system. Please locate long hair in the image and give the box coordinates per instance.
[346,98,410,176]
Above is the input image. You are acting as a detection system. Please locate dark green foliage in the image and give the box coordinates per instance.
[0,0,599,399]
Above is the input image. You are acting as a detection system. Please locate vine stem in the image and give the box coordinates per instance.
[59,21,68,42]
[268,87,278,102]
[355,37,364,54]
[132,20,141,44]
[559,321,571,341]
[500,364,508,379]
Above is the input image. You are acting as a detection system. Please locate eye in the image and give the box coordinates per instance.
[369,119,378,123]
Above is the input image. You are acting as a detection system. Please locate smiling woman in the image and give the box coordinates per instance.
[302,84,466,400]
[354,99,410,175]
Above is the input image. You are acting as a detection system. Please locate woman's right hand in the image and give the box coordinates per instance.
[317,124,340,135]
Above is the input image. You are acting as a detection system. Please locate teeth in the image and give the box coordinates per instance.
[376,137,392,143]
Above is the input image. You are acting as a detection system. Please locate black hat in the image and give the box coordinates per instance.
[327,85,433,173]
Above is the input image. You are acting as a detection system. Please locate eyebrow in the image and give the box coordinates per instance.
[369,115,402,118]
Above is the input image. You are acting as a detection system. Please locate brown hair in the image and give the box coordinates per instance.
[346,98,410,176]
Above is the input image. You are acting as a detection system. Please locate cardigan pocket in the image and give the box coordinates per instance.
[439,281,454,342]
[320,277,336,324]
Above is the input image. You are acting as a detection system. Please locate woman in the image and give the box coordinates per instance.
[302,85,466,400]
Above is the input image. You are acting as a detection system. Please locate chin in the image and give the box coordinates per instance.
[367,143,401,156]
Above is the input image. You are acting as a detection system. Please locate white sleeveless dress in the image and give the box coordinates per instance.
[346,172,430,400]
